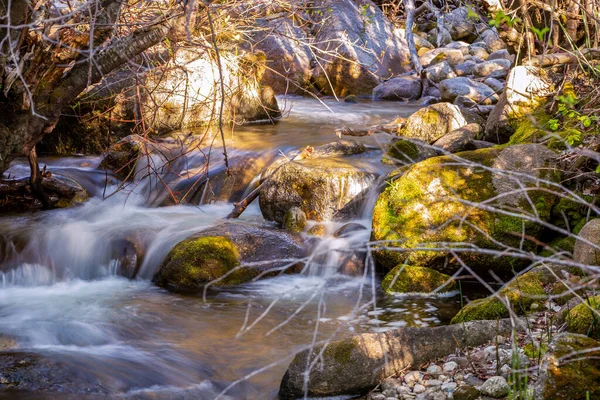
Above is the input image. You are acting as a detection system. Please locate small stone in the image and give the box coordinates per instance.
[480,376,509,398]
[427,364,442,374]
[442,382,458,392]
[452,385,479,400]
[443,361,458,373]
[464,374,485,387]
[385,397,397,400]
[369,394,386,400]
[432,392,447,400]
[500,364,512,376]
[439,374,450,382]
[405,371,423,386]
[414,384,427,394]
[470,350,486,363]
[425,379,443,387]
[382,388,397,397]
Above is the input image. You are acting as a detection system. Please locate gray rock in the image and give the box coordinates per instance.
[279,320,520,398]
[453,60,477,76]
[488,49,511,61]
[480,376,509,398]
[573,219,600,265]
[468,45,489,59]
[442,361,458,373]
[439,77,498,104]
[472,139,496,149]
[405,371,423,386]
[473,59,512,78]
[445,41,471,55]
[424,61,456,83]
[414,384,427,394]
[420,48,465,67]
[399,103,468,143]
[427,27,453,47]
[419,95,439,105]
[484,77,504,93]
[427,364,442,374]
[444,7,478,40]
[477,29,507,52]
[373,76,423,101]
[454,95,478,108]
[442,382,458,392]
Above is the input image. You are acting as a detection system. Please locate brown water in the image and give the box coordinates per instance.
[0,97,462,399]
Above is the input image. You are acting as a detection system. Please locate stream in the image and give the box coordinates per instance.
[0,97,462,399]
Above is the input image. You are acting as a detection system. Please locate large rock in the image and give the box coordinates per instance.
[279,319,520,398]
[398,103,468,143]
[373,76,422,100]
[382,264,456,294]
[382,139,440,166]
[259,141,379,223]
[534,333,600,399]
[444,7,479,41]
[372,144,561,273]
[565,296,600,338]
[153,222,307,292]
[439,77,498,105]
[310,0,411,96]
[573,219,600,266]
[484,66,554,143]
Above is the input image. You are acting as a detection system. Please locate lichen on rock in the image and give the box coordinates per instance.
[382,264,456,294]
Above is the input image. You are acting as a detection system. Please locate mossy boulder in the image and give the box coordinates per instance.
[382,265,456,294]
[534,333,600,399]
[451,265,584,323]
[382,139,439,166]
[398,103,468,143]
[153,222,307,292]
[565,296,600,338]
[372,144,561,274]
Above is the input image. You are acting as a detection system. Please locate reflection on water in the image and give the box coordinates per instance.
[0,97,452,398]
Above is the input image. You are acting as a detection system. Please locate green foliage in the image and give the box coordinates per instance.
[546,89,599,148]
[489,10,520,29]
[530,26,550,42]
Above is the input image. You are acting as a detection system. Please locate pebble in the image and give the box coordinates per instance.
[480,376,510,398]
[370,394,386,400]
[427,364,442,374]
[432,392,447,400]
[425,379,443,387]
[442,361,458,373]
[382,389,397,397]
[414,384,427,394]
[442,382,458,392]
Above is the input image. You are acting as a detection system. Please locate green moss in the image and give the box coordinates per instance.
[382,140,419,165]
[324,340,356,365]
[550,196,595,233]
[566,296,600,339]
[154,235,255,290]
[506,111,551,146]
[382,265,456,294]
[451,270,547,323]
[523,342,547,359]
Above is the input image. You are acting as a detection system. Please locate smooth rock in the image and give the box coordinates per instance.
[473,59,511,78]
[420,48,464,67]
[468,45,489,59]
[373,76,423,101]
[432,123,480,153]
[442,361,458,373]
[488,49,511,61]
[424,61,456,83]
[398,103,467,143]
[573,219,600,266]
[484,77,504,93]
[439,77,498,104]
[453,60,476,76]
[283,206,307,233]
[477,29,507,52]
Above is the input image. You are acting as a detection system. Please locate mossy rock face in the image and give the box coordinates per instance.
[372,144,560,274]
[451,268,547,323]
[398,103,467,143]
[382,139,439,166]
[382,265,456,294]
[535,333,600,400]
[153,222,307,292]
[566,296,600,338]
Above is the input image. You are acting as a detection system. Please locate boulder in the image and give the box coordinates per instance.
[424,61,456,83]
[153,222,307,292]
[534,333,600,399]
[573,219,600,266]
[420,48,464,67]
[279,319,520,398]
[432,123,481,153]
[373,76,422,100]
[565,296,600,338]
[259,142,379,223]
[484,66,554,144]
[444,7,479,41]
[473,59,512,78]
[310,0,411,96]
[398,103,468,143]
[382,139,440,165]
[382,265,456,294]
[439,77,498,105]
[476,29,507,52]
[372,144,560,273]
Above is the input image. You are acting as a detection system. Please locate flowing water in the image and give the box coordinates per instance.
[0,97,462,399]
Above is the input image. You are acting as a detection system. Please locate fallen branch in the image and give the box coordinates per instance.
[523,48,600,66]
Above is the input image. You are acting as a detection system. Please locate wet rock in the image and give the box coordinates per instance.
[420,48,464,67]
[345,95,359,103]
[373,76,422,101]
[453,60,477,77]
[473,59,512,78]
[439,77,498,105]
[453,385,479,400]
[476,29,507,52]
[432,124,481,153]
[398,103,468,143]
[310,0,411,96]
[308,224,327,237]
[279,319,519,398]
[259,144,378,223]
[109,237,143,279]
[334,223,367,238]
[424,61,456,83]
[0,175,88,211]
[534,333,600,399]
[480,376,509,398]
[283,207,307,233]
[382,265,456,294]
[98,134,151,180]
[153,222,307,292]
[484,66,554,144]
[573,219,600,266]
[372,144,560,273]
[382,139,440,166]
